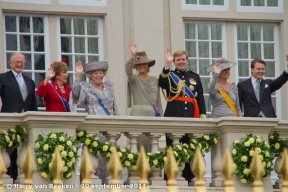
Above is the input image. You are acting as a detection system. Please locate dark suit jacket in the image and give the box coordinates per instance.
[0,70,38,113]
[237,71,288,117]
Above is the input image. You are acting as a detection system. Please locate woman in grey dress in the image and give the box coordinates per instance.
[72,61,119,183]
[126,40,163,152]
[207,58,242,118]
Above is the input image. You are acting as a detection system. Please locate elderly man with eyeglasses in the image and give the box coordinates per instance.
[0,52,38,182]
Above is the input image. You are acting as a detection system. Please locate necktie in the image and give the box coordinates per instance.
[255,80,260,102]
[16,74,27,100]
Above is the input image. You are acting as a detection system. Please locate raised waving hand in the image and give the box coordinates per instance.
[165,48,173,68]
[128,40,137,57]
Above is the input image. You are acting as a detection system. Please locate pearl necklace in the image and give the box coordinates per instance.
[59,85,64,89]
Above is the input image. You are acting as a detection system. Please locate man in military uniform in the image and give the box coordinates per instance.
[159,48,206,182]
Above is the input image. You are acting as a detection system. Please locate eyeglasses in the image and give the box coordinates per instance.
[12,61,25,64]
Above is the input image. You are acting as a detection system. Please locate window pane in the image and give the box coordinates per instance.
[62,55,73,71]
[35,72,46,87]
[6,35,17,51]
[198,42,209,58]
[88,38,99,54]
[238,43,248,59]
[263,43,274,59]
[241,0,251,6]
[23,54,32,70]
[201,78,210,94]
[265,61,275,77]
[88,56,99,62]
[60,18,72,34]
[34,36,45,52]
[186,0,197,4]
[213,0,224,5]
[5,16,17,32]
[36,95,45,107]
[263,25,274,41]
[61,37,72,53]
[204,95,211,111]
[19,17,30,33]
[34,54,45,70]
[250,25,261,41]
[199,60,210,76]
[272,97,276,112]
[74,18,85,35]
[212,42,222,58]
[185,42,196,57]
[199,0,210,5]
[75,55,86,64]
[198,23,209,40]
[6,53,12,69]
[237,24,248,41]
[250,43,261,58]
[211,23,221,40]
[267,0,278,7]
[254,0,264,6]
[238,60,249,76]
[188,59,197,72]
[22,72,32,79]
[185,23,195,39]
[87,19,98,35]
[20,35,31,51]
[75,37,86,53]
[33,17,44,33]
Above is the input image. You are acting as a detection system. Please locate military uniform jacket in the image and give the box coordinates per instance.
[159,67,206,118]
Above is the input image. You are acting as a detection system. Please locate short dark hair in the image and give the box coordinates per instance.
[251,59,266,69]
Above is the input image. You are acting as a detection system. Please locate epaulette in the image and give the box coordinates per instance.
[190,70,199,75]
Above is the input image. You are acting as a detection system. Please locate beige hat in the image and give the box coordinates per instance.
[133,51,155,68]
[207,58,237,72]
[83,61,108,73]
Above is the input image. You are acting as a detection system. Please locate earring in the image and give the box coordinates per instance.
[56,76,58,78]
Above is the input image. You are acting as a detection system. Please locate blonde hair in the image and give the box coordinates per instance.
[50,61,68,81]
[173,50,188,62]
[86,70,107,79]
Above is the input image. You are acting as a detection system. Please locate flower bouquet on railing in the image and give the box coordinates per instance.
[34,131,80,181]
[232,133,275,184]
[269,131,288,156]
[189,133,218,154]
[0,125,27,154]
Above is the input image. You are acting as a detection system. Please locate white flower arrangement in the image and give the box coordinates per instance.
[34,131,80,181]
[232,133,275,184]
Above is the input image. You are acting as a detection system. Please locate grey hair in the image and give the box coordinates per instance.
[86,70,107,79]
[214,58,231,64]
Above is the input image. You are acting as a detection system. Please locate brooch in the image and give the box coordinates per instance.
[189,78,197,85]
[189,85,194,91]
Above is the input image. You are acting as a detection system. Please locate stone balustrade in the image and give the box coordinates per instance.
[0,112,288,192]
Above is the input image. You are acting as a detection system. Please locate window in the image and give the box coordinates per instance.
[237,0,283,12]
[1,0,51,4]
[58,0,107,6]
[182,0,229,11]
[4,15,49,109]
[58,17,104,112]
[235,23,280,117]
[184,21,226,116]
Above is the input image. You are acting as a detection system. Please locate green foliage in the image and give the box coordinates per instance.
[34,131,80,181]
[0,125,27,154]
[268,131,288,155]
[232,133,275,184]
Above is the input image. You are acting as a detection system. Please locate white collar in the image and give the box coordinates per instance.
[11,70,22,77]
[251,76,262,83]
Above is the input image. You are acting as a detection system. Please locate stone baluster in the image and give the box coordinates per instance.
[15,142,27,184]
[169,133,187,186]
[148,133,166,186]
[124,132,141,185]
[211,137,223,187]
[274,155,283,189]
[0,147,13,184]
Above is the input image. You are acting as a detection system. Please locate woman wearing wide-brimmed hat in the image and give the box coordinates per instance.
[207,58,242,118]
[72,60,119,183]
[126,40,163,152]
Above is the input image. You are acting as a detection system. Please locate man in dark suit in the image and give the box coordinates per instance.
[0,52,38,181]
[159,48,206,182]
[238,57,288,117]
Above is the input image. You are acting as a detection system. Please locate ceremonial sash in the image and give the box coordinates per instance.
[217,87,238,117]
[49,83,70,112]
[168,72,200,118]
[97,98,111,115]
